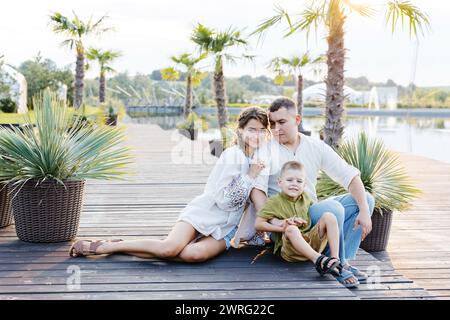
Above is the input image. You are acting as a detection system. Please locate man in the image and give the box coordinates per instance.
[249,97,375,286]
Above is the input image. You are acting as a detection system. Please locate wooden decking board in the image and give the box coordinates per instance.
[0,123,439,300]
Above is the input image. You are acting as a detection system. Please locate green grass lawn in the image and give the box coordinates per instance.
[0,106,104,124]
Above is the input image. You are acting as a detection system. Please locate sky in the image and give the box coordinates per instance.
[1,0,449,87]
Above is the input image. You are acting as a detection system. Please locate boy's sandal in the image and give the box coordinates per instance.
[69,239,123,257]
[314,255,341,276]
[346,265,368,282]
[335,268,360,288]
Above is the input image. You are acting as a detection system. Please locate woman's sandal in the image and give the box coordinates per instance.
[69,239,123,257]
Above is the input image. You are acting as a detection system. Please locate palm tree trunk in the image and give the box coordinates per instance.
[99,70,106,103]
[184,73,193,118]
[213,58,228,133]
[297,74,306,132]
[324,3,346,150]
[74,48,85,109]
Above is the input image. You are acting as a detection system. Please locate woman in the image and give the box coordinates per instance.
[69,106,270,262]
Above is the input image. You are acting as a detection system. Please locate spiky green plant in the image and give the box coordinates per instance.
[0,89,134,193]
[316,132,420,212]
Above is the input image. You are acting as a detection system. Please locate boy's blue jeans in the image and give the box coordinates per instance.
[308,192,375,266]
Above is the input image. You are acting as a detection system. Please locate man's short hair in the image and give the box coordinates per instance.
[280,161,304,177]
[269,97,297,113]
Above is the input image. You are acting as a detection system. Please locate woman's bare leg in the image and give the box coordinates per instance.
[119,235,227,262]
[177,236,227,262]
[92,221,198,259]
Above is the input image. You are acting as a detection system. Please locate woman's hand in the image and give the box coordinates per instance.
[269,218,289,232]
[248,161,265,179]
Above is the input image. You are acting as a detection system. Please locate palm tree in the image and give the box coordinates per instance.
[191,23,250,131]
[49,12,112,109]
[161,53,207,118]
[253,0,430,149]
[86,48,122,103]
[269,52,325,133]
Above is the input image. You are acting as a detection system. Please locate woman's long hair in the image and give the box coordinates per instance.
[235,106,270,155]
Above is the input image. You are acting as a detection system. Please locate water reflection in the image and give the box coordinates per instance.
[126,112,450,164]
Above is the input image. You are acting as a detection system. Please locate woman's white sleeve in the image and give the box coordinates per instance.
[213,150,255,211]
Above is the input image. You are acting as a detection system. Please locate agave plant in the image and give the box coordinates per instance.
[0,89,134,193]
[316,132,420,212]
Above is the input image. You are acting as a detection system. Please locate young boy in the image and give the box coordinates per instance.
[255,160,359,288]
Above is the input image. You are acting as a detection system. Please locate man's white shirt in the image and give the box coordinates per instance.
[253,133,360,202]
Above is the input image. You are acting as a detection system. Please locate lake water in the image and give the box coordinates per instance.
[127,114,450,164]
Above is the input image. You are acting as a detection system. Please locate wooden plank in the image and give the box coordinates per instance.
[0,123,439,300]
[0,289,359,300]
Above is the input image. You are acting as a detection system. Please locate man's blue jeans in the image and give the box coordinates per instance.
[309,192,375,265]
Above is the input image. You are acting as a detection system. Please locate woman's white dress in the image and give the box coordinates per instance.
[177,145,255,240]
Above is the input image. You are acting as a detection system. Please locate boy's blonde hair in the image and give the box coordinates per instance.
[280,161,305,177]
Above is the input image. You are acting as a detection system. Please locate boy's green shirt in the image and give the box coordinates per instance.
[257,192,313,255]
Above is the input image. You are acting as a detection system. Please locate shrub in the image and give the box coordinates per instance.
[0,97,17,113]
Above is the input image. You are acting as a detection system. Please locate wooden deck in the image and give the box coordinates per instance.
[376,153,450,300]
[0,123,440,300]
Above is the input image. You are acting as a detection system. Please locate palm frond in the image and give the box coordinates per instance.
[49,11,112,51]
[160,67,181,81]
[191,23,249,74]
[191,70,207,87]
[251,4,290,36]
[385,0,431,37]
[342,0,376,18]
[86,47,122,74]
[170,52,207,71]
[269,52,325,78]
[286,4,326,39]
[191,23,214,52]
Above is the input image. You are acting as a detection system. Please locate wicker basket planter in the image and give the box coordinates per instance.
[11,179,85,243]
[360,207,393,252]
[0,185,13,228]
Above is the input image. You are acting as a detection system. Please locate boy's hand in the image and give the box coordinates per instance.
[285,217,306,226]
[292,217,307,226]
